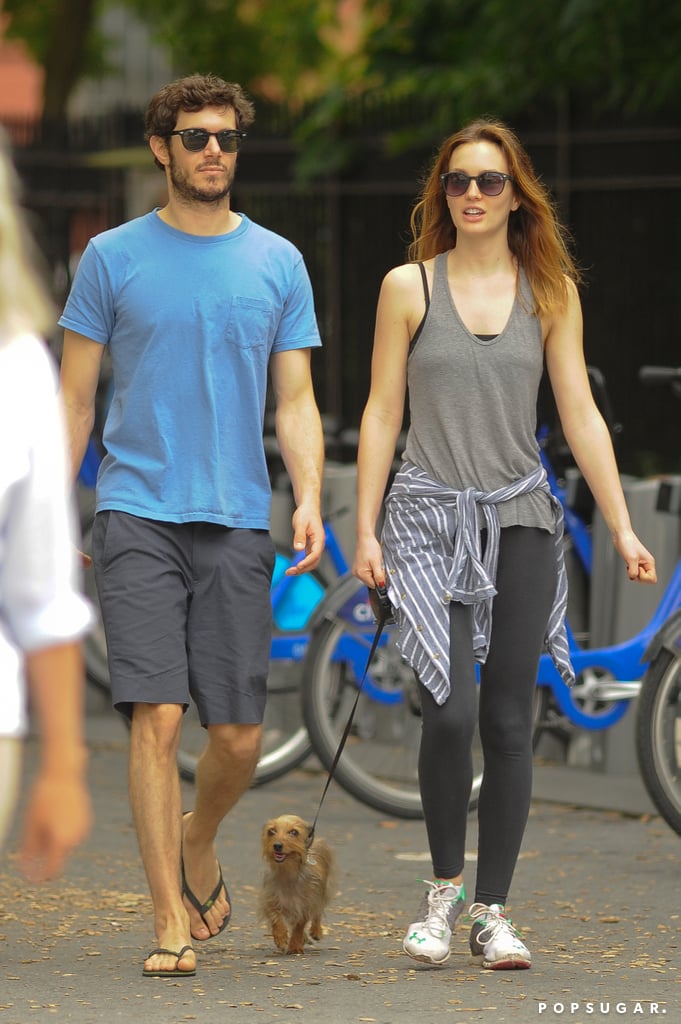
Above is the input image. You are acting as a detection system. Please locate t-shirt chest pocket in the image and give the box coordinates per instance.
[191,294,276,352]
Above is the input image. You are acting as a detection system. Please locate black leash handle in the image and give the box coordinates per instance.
[307,584,393,845]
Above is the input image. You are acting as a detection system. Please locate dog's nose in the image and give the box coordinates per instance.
[273,842,283,852]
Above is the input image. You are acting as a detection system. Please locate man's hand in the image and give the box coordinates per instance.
[285,505,325,575]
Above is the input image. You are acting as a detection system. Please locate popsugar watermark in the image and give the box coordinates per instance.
[537,1003,666,1016]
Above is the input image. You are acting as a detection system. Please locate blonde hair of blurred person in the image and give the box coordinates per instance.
[0,127,92,880]
[0,132,54,338]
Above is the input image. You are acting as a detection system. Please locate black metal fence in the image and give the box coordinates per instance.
[5,102,681,473]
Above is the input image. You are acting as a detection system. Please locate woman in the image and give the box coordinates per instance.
[353,118,656,970]
[0,129,92,880]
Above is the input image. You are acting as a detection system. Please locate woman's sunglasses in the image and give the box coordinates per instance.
[440,171,514,198]
[165,128,247,153]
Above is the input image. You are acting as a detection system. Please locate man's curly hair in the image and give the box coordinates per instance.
[145,74,255,169]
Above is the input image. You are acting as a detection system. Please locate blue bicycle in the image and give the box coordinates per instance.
[300,367,681,834]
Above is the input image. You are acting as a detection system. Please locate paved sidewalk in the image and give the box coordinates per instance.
[1,711,678,1024]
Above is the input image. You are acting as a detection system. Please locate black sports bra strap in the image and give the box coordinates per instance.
[409,262,430,355]
[418,261,430,310]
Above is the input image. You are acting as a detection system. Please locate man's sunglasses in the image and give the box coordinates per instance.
[165,128,247,153]
[440,171,514,198]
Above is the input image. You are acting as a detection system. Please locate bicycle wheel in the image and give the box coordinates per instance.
[80,521,325,786]
[636,649,681,836]
[302,576,424,818]
[302,574,549,819]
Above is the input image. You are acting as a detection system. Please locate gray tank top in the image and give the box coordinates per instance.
[403,250,554,531]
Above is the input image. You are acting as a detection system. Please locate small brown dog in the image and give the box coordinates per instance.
[259,814,335,954]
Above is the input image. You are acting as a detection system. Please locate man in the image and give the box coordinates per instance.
[59,73,325,978]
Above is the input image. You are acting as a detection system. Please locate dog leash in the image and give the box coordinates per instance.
[307,583,394,846]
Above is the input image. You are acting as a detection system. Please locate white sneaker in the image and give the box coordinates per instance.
[468,902,531,970]
[402,880,466,965]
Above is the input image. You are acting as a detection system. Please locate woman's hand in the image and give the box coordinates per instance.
[612,529,657,584]
[353,536,386,589]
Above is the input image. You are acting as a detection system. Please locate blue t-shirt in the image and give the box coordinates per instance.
[59,211,322,528]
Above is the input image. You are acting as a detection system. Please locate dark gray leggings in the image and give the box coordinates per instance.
[418,526,557,906]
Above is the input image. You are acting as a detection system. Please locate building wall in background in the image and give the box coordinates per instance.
[0,35,42,119]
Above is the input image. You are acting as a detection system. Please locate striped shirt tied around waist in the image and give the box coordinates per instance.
[382,461,575,705]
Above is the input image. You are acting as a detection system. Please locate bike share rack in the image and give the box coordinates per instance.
[586,475,681,775]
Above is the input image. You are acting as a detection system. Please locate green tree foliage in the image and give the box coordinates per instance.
[125,0,357,104]
[150,0,679,177]
[337,0,681,154]
[4,0,680,172]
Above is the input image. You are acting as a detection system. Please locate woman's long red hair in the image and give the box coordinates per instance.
[408,118,581,316]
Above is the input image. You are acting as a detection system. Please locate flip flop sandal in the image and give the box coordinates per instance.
[181,811,232,941]
[181,857,232,940]
[142,945,196,978]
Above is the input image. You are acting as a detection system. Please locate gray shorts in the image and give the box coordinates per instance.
[92,511,275,724]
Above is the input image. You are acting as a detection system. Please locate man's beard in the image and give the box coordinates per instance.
[168,152,235,205]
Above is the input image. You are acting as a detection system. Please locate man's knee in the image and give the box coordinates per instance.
[130,702,184,752]
[207,722,262,767]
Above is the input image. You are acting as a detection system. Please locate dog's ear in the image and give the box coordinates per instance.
[304,824,315,849]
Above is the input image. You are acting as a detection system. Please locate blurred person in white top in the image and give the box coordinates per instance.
[0,128,92,881]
